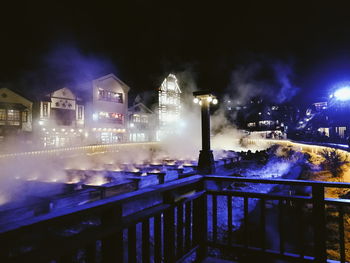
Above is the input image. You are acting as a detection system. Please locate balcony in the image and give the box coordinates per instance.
[0,175,349,263]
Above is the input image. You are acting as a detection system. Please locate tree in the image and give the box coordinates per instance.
[320,149,347,178]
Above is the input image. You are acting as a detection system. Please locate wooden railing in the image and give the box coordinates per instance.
[0,175,349,263]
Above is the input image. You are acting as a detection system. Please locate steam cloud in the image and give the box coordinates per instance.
[226,58,299,105]
[0,55,299,208]
[20,44,117,94]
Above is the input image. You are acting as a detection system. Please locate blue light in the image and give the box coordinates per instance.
[334,87,350,101]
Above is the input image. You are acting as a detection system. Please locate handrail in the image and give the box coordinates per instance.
[0,175,203,234]
[1,175,349,263]
[2,175,349,235]
[205,174,350,188]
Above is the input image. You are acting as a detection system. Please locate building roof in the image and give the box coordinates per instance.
[93,73,130,93]
[0,102,28,110]
[0,87,33,106]
[128,102,154,114]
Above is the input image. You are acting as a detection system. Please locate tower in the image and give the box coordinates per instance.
[158,74,181,139]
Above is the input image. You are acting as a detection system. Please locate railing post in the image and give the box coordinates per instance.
[101,205,123,263]
[157,173,165,184]
[194,192,207,262]
[163,192,176,263]
[312,184,326,262]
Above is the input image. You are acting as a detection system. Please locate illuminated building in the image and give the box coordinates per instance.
[81,74,129,144]
[313,101,328,111]
[158,74,181,139]
[128,101,157,142]
[297,92,350,141]
[35,87,85,147]
[0,87,32,142]
[227,97,300,138]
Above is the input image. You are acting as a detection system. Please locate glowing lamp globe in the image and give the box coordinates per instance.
[334,87,350,101]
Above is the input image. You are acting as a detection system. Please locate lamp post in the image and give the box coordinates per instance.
[193,90,218,174]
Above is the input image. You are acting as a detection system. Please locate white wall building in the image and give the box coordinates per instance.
[35,87,85,147]
[128,102,157,142]
[158,74,181,139]
[83,74,130,144]
[0,87,32,142]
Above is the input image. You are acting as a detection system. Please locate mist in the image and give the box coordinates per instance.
[225,58,299,105]
[0,56,301,208]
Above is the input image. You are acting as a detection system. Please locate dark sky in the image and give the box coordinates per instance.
[1,1,350,104]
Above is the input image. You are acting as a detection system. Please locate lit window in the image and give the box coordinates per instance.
[43,103,48,117]
[7,109,20,125]
[141,116,148,123]
[133,114,140,122]
[22,111,28,122]
[98,89,123,103]
[0,109,5,125]
[98,111,123,124]
[78,106,83,120]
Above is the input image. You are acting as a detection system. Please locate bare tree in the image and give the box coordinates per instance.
[320,149,348,178]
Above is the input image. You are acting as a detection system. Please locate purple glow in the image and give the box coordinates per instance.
[334,87,350,101]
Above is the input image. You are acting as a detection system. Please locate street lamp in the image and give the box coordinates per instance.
[193,90,217,174]
[333,86,350,101]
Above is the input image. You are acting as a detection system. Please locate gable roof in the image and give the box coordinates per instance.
[0,87,33,105]
[128,102,154,114]
[93,73,130,93]
[48,87,76,99]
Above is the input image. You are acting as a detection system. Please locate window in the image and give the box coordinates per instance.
[22,111,28,122]
[78,106,83,120]
[141,115,148,123]
[133,114,140,122]
[43,102,48,117]
[0,109,5,125]
[98,89,123,103]
[7,109,20,125]
[98,112,123,124]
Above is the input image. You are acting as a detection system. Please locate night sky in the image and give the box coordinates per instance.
[1,1,350,105]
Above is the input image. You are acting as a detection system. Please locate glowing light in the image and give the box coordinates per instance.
[199,100,202,105]
[207,96,213,102]
[42,128,46,131]
[70,129,74,132]
[334,87,350,101]
[212,98,218,105]
[193,97,199,104]
[85,176,108,186]
[130,123,135,128]
[38,120,44,126]
[92,113,98,121]
[79,129,83,132]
